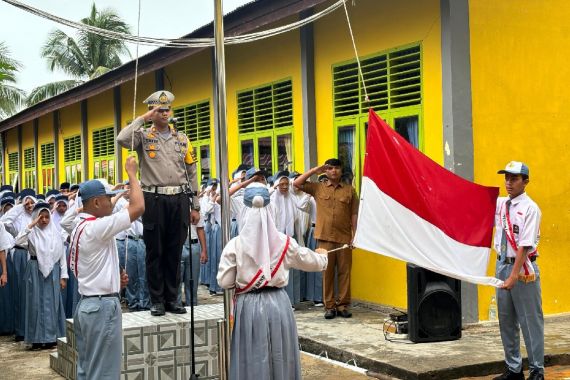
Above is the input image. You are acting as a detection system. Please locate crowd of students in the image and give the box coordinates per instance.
[0,163,336,350]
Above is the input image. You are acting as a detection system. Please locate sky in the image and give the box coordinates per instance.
[0,0,252,92]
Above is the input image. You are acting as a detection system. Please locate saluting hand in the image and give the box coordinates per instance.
[142,106,160,123]
[28,215,42,229]
[313,164,330,175]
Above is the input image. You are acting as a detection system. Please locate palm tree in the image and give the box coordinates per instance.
[27,3,131,105]
[0,42,26,120]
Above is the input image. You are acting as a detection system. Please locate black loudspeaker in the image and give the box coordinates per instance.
[407,263,462,343]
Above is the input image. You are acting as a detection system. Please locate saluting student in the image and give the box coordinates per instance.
[217,183,328,380]
[69,157,144,380]
[1,188,37,341]
[15,202,67,349]
[0,221,15,335]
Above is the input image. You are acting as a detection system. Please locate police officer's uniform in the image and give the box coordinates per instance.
[117,91,199,315]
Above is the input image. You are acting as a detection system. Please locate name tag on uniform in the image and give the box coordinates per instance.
[513,225,519,234]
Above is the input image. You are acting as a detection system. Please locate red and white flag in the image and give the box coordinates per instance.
[353,110,502,287]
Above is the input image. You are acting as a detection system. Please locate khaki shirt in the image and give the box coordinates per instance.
[302,181,359,244]
[117,117,199,207]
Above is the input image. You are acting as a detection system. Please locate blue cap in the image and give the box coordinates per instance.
[45,189,60,198]
[274,170,290,181]
[54,194,69,203]
[19,188,36,199]
[245,167,266,180]
[0,185,13,192]
[497,161,530,176]
[36,194,46,200]
[32,202,50,213]
[207,178,219,186]
[79,180,124,202]
[1,192,16,206]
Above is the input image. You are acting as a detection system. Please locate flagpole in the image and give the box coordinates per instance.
[213,1,231,379]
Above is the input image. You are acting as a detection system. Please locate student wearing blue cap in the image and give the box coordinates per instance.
[15,202,67,349]
[493,161,543,380]
[68,156,144,379]
[1,188,37,340]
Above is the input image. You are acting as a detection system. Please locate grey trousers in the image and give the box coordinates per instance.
[496,261,544,374]
[74,296,122,380]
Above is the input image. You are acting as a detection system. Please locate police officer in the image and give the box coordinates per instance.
[117,90,200,316]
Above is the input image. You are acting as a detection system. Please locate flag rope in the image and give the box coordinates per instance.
[130,0,142,153]
[342,0,369,103]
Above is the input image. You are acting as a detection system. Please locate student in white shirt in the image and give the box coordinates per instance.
[217,182,327,380]
[493,161,543,380]
[69,157,144,380]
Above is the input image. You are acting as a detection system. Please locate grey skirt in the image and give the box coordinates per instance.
[231,287,301,380]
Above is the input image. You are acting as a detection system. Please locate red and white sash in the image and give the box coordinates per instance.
[501,203,537,283]
[68,217,96,277]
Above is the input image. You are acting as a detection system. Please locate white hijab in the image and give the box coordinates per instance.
[270,176,296,236]
[30,205,64,278]
[239,183,286,282]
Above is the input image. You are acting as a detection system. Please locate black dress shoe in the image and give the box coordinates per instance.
[338,309,352,318]
[150,303,165,316]
[165,302,187,314]
[14,335,24,342]
[324,309,336,319]
[493,369,524,380]
[527,371,544,380]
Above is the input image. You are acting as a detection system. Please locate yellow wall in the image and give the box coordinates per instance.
[225,16,303,174]
[313,0,442,309]
[119,72,154,179]
[167,49,216,177]
[21,122,34,189]
[87,89,115,179]
[58,103,81,183]
[470,0,570,319]
[38,113,54,191]
[4,128,19,185]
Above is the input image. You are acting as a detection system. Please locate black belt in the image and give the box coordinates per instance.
[82,293,120,299]
[190,238,198,244]
[249,286,280,294]
[498,255,537,264]
[231,218,237,222]
[14,245,26,250]
[127,235,143,241]
[29,255,37,260]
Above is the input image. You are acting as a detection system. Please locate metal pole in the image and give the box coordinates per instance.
[213,1,231,379]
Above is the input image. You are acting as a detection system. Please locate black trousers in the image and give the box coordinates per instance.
[142,192,189,304]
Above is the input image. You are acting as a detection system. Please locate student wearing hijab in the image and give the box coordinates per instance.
[0,222,15,335]
[204,179,223,295]
[1,188,37,341]
[270,170,303,307]
[218,183,327,380]
[15,202,67,349]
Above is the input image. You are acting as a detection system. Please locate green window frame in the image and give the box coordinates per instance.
[237,79,294,176]
[92,127,115,184]
[173,100,211,181]
[23,147,36,190]
[64,135,82,184]
[8,152,18,187]
[332,43,423,191]
[41,142,55,193]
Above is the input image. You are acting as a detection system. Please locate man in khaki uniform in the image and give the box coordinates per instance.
[294,158,358,319]
[117,90,200,316]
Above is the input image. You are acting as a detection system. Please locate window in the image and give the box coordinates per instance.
[92,127,115,184]
[8,152,18,187]
[23,147,36,190]
[237,79,294,176]
[333,44,422,190]
[173,100,211,181]
[64,135,82,184]
[41,142,55,193]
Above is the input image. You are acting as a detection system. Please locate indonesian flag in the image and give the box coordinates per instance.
[353,110,502,287]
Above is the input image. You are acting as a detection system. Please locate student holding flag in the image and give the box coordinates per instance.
[493,161,543,380]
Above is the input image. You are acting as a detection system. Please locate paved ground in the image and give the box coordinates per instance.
[2,287,570,379]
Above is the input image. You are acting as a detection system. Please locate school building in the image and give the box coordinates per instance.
[1,0,568,322]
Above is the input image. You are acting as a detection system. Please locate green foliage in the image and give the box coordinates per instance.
[0,41,25,120]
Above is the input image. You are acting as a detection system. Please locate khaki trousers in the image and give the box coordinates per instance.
[317,240,352,311]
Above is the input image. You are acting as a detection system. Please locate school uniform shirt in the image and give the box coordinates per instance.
[217,236,327,291]
[114,198,143,240]
[71,209,131,296]
[494,192,541,258]
[190,215,204,240]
